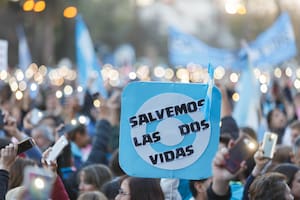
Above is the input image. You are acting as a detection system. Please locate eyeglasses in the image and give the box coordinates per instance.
[118,188,130,196]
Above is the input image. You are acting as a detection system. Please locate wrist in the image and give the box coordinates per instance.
[0,165,9,172]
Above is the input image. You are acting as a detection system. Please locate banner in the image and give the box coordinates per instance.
[0,40,8,71]
[240,12,297,67]
[119,82,221,179]
[75,15,107,98]
[169,27,242,69]
[169,12,296,69]
[17,25,32,72]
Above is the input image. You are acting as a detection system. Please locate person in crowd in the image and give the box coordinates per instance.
[248,172,293,200]
[0,143,18,199]
[77,191,108,200]
[68,124,91,169]
[115,175,165,200]
[102,179,120,200]
[78,164,112,194]
[189,179,211,200]
[31,125,55,151]
[283,120,300,146]
[8,157,36,190]
[109,149,125,178]
[293,136,300,166]
[266,108,288,144]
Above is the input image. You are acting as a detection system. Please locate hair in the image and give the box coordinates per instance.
[249,172,289,200]
[79,164,112,191]
[266,145,293,172]
[32,125,54,142]
[101,178,120,200]
[68,124,87,141]
[271,163,300,188]
[109,149,125,177]
[77,191,108,200]
[189,179,208,198]
[119,175,164,200]
[8,158,36,190]
[294,135,300,155]
[240,127,257,141]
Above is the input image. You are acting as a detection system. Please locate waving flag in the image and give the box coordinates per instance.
[17,25,32,72]
[75,14,107,98]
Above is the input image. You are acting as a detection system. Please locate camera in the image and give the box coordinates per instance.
[46,135,69,164]
[224,134,258,174]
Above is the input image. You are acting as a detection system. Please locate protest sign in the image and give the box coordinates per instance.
[119,81,221,179]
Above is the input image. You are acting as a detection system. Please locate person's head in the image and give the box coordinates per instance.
[115,175,164,200]
[293,136,300,166]
[272,163,300,200]
[290,121,300,145]
[267,108,287,130]
[79,164,112,193]
[68,124,90,148]
[31,125,54,151]
[189,179,211,200]
[77,191,108,200]
[249,172,293,200]
[109,149,125,177]
[102,178,120,200]
[8,157,36,190]
[219,116,239,148]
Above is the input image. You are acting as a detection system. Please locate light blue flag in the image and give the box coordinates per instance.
[239,12,297,67]
[168,27,244,69]
[75,14,107,98]
[17,25,32,72]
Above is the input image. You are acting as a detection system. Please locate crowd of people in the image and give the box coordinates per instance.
[0,70,300,200]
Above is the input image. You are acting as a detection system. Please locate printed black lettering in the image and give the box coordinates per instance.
[155,109,164,119]
[191,121,201,132]
[138,114,149,126]
[176,147,186,159]
[147,112,157,122]
[198,99,205,107]
[179,124,190,135]
[152,131,161,143]
[187,102,197,112]
[149,154,158,165]
[165,107,175,117]
[174,104,188,115]
[133,137,142,147]
[164,151,175,162]
[186,145,194,156]
[129,116,138,128]
[201,120,209,130]
[142,134,153,145]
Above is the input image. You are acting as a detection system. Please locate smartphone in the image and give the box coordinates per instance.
[30,108,44,125]
[262,132,278,159]
[23,166,55,200]
[17,138,36,155]
[46,135,68,164]
[224,134,258,174]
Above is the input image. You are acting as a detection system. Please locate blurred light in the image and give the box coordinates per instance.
[63,6,77,18]
[77,86,83,93]
[78,115,87,124]
[136,0,154,7]
[237,4,247,15]
[51,78,64,87]
[0,70,8,80]
[229,73,239,83]
[109,79,121,87]
[176,68,189,80]
[34,0,46,12]
[136,65,150,80]
[59,66,69,77]
[253,68,261,79]
[225,2,237,14]
[70,119,77,126]
[296,69,300,79]
[259,74,267,84]
[232,92,240,102]
[38,65,47,76]
[294,79,300,89]
[23,0,34,11]
[108,69,119,81]
[30,83,37,91]
[10,81,18,92]
[93,99,101,108]
[274,68,282,78]
[128,72,137,80]
[190,70,202,82]
[34,72,44,84]
[154,66,165,78]
[25,68,34,79]
[247,141,256,150]
[65,70,77,81]
[260,84,268,93]
[19,81,27,91]
[15,90,23,100]
[34,177,45,189]
[29,63,38,72]
[64,85,73,96]
[285,67,292,77]
[164,68,174,80]
[15,69,24,81]
[56,90,63,99]
[214,66,225,80]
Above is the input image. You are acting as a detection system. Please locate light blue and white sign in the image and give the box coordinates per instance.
[119,82,221,179]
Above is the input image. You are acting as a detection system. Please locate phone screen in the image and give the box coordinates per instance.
[17,138,35,155]
[262,132,278,159]
[224,134,258,174]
